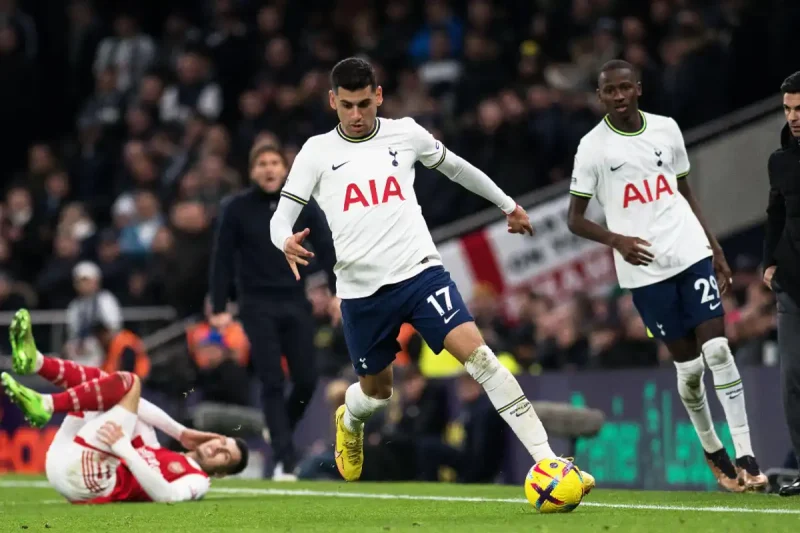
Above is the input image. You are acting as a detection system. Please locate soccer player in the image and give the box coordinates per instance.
[269,57,595,492]
[566,60,767,492]
[1,309,249,503]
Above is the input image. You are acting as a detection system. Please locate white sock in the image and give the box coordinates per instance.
[34,350,44,372]
[343,383,390,433]
[703,337,754,458]
[42,394,54,413]
[674,357,723,453]
[464,345,556,462]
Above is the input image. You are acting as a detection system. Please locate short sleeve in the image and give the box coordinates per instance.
[169,474,210,502]
[570,139,598,199]
[405,118,447,170]
[280,140,322,206]
[670,118,691,179]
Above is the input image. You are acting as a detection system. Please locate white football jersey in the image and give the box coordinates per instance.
[570,111,711,289]
[281,117,448,298]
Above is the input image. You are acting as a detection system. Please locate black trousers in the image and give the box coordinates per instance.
[776,282,800,466]
[239,297,318,471]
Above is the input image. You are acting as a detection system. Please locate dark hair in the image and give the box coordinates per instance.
[330,57,376,92]
[90,321,110,337]
[781,71,800,94]
[249,143,287,170]
[226,437,249,476]
[598,59,637,82]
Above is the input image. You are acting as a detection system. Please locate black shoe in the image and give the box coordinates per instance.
[779,478,800,496]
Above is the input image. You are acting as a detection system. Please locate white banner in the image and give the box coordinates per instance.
[439,194,617,313]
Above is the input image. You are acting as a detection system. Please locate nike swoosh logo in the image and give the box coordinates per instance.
[444,310,461,324]
[610,163,627,171]
[709,302,721,310]
[332,161,350,171]
[728,390,743,400]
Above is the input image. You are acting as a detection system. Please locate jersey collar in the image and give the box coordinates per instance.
[337,118,381,143]
[604,110,647,137]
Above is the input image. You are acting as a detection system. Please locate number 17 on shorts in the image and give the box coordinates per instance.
[410,268,474,355]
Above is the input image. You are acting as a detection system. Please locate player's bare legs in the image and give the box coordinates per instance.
[443,321,595,495]
[695,317,767,491]
[336,366,393,481]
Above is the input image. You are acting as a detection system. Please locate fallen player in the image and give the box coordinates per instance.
[1,309,249,503]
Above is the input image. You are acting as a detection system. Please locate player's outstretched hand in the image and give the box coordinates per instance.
[612,236,654,266]
[507,205,535,236]
[283,228,315,281]
[180,428,225,451]
[97,421,125,447]
[710,246,733,295]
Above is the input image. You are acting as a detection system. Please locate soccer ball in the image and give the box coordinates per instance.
[524,458,585,513]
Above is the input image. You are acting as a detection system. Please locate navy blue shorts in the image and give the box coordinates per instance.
[340,266,474,376]
[630,257,724,342]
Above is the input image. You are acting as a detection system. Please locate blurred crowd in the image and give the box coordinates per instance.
[0,0,797,323]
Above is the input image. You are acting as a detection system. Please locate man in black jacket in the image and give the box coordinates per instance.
[208,144,337,479]
[763,71,800,496]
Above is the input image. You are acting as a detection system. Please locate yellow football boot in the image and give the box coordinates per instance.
[334,404,364,482]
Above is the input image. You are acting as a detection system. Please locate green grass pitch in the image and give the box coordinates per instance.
[1,475,798,532]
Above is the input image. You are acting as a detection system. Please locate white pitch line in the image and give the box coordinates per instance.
[211,487,800,515]
[1,481,797,515]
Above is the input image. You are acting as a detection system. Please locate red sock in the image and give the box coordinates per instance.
[38,357,107,388]
[50,372,135,413]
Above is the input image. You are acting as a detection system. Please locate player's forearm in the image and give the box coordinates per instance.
[677,180,721,251]
[566,213,621,249]
[137,399,186,441]
[306,203,338,294]
[436,151,516,214]
[270,199,304,251]
[111,440,175,502]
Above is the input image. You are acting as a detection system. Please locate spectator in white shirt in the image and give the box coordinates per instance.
[94,12,156,93]
[65,261,122,368]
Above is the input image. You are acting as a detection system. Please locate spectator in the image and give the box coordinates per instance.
[92,322,151,380]
[118,190,164,257]
[160,47,223,125]
[94,12,156,93]
[63,260,122,368]
[66,260,122,342]
[0,0,37,60]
